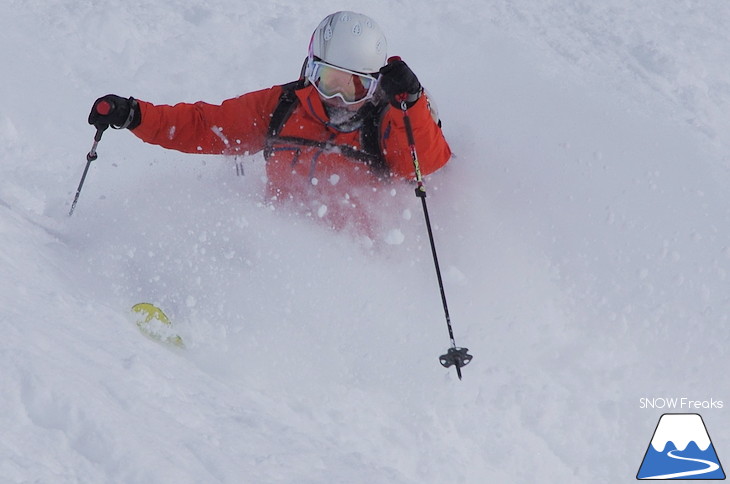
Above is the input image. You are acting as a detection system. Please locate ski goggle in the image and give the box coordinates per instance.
[308,61,379,104]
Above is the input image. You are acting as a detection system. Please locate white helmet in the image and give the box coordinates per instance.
[307,11,387,75]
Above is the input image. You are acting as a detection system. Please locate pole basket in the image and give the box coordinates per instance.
[439,347,473,369]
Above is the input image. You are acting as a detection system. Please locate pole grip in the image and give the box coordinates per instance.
[402,109,416,147]
[94,125,108,142]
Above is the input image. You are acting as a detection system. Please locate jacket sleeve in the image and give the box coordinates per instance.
[379,93,452,179]
[131,86,283,155]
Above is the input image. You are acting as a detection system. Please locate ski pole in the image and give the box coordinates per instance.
[70,101,112,216]
[398,97,472,380]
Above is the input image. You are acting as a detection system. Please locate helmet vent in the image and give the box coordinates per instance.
[353,23,362,35]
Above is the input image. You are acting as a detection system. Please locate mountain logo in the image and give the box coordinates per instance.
[637,413,725,480]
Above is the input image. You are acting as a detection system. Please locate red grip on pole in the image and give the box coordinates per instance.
[95,100,112,115]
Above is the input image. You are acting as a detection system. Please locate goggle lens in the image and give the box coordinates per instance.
[309,61,378,104]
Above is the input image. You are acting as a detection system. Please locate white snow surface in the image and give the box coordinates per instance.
[3,0,730,482]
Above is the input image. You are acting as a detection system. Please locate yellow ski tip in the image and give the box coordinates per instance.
[132,303,184,348]
[132,302,171,325]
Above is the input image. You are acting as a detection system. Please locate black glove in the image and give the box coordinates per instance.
[378,57,422,108]
[88,95,141,130]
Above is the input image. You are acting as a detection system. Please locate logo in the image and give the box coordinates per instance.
[637,413,725,480]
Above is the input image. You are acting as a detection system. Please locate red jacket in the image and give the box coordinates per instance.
[132,83,451,232]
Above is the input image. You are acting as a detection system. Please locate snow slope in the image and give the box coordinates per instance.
[2,0,730,482]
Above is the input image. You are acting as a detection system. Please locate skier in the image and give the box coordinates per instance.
[88,11,451,234]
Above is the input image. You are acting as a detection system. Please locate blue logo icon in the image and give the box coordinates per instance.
[637,413,725,480]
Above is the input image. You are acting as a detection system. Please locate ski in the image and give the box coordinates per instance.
[131,303,185,348]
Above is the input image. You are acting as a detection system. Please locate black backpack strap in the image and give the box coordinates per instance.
[359,102,390,176]
[264,79,305,158]
[272,135,382,165]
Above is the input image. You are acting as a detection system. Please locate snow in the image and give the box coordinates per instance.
[3,0,730,482]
